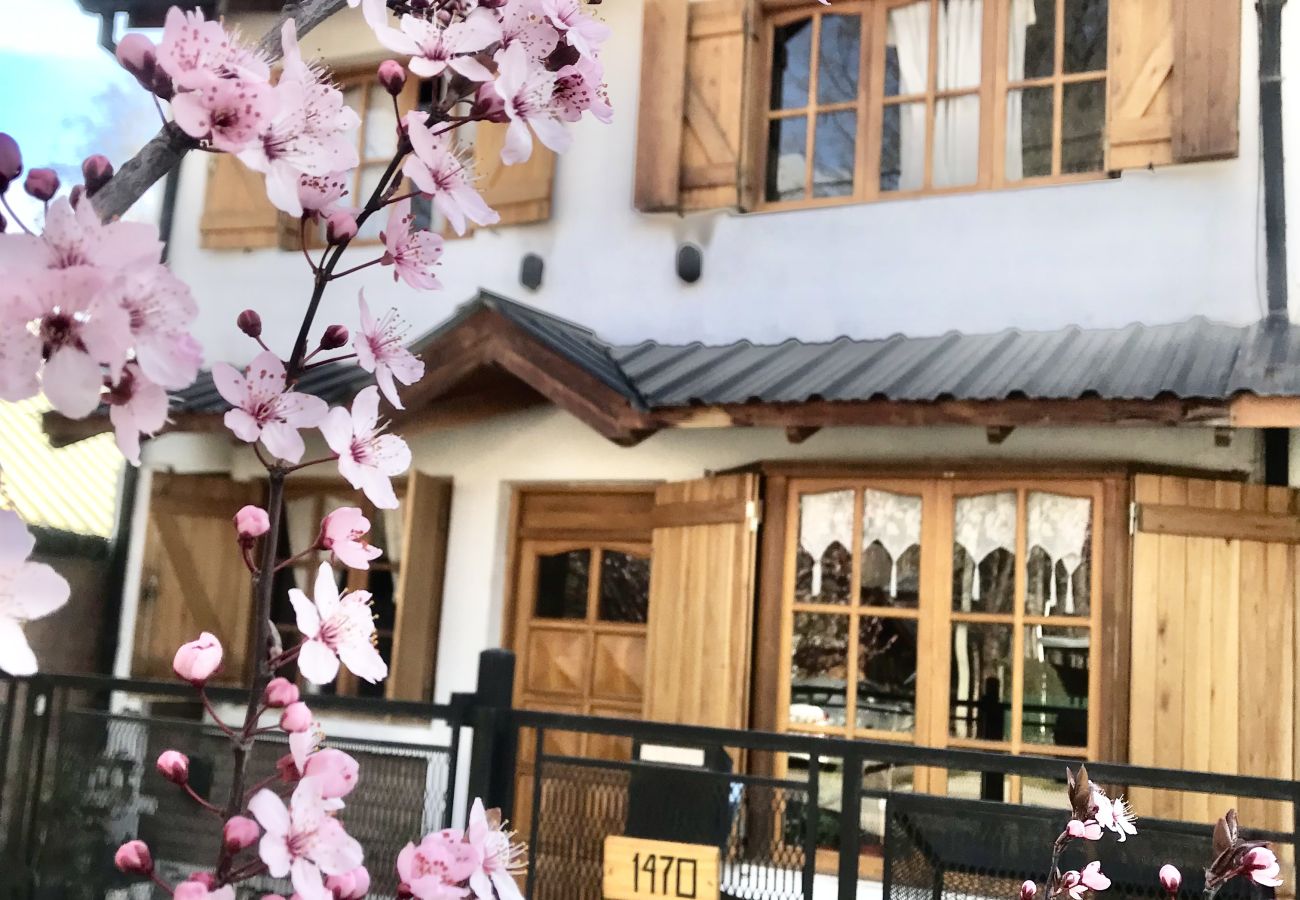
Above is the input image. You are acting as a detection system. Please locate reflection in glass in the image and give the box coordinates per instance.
[1023,626,1090,747]
[861,490,922,607]
[765,117,808,203]
[599,551,650,623]
[856,616,917,733]
[936,0,983,91]
[1022,774,1069,808]
[813,111,857,198]
[817,14,862,104]
[933,95,981,187]
[1061,81,1105,174]
[881,101,925,192]
[885,2,929,97]
[1006,86,1053,180]
[369,568,396,631]
[1063,0,1107,74]
[796,491,854,604]
[534,549,590,619]
[790,612,849,726]
[952,493,1016,613]
[1026,493,1092,616]
[770,18,813,109]
[950,623,1011,741]
[860,761,915,848]
[1010,0,1055,80]
[946,768,1012,801]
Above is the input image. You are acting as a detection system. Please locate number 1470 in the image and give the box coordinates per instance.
[631,852,698,898]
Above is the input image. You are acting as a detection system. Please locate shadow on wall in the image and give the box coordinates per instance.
[26,528,114,675]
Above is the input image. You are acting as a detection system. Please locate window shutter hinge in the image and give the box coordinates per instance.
[1129,502,1138,536]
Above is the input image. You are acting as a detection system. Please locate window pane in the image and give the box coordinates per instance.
[949,622,1011,741]
[790,612,849,726]
[861,490,922,608]
[932,94,980,187]
[356,166,388,240]
[857,615,917,733]
[880,101,925,192]
[812,111,857,198]
[796,490,854,604]
[1006,86,1053,179]
[771,18,813,109]
[364,85,399,159]
[369,567,396,631]
[1026,493,1092,617]
[952,492,1016,613]
[885,2,930,97]
[598,550,650,623]
[1010,0,1055,80]
[1063,0,1107,74]
[535,549,590,619]
[1022,626,1090,747]
[765,116,808,202]
[936,0,983,91]
[817,14,861,104]
[1021,773,1068,808]
[946,768,1012,801]
[1061,80,1105,174]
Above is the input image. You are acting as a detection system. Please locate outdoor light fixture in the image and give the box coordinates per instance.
[520,253,544,291]
[676,242,703,284]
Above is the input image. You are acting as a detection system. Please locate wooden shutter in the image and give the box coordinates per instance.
[199,155,286,250]
[388,472,453,701]
[643,474,760,728]
[1106,0,1241,171]
[133,473,261,685]
[633,0,749,213]
[472,122,555,227]
[1129,475,1297,831]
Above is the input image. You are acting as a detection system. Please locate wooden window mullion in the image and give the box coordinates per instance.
[923,0,938,189]
[803,13,823,199]
[845,488,864,734]
[1050,0,1065,176]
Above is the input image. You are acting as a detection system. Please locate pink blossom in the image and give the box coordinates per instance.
[299,172,351,217]
[1066,819,1102,841]
[320,386,412,509]
[174,881,235,900]
[251,776,364,900]
[1062,861,1111,900]
[380,198,444,290]
[99,264,202,390]
[0,511,70,675]
[28,268,131,418]
[326,212,358,244]
[114,839,153,875]
[235,505,271,541]
[289,561,388,685]
[303,748,360,800]
[1158,864,1181,894]
[492,42,570,164]
[24,168,59,202]
[156,749,190,784]
[173,632,223,684]
[540,0,610,59]
[156,7,269,90]
[0,133,21,191]
[372,8,501,81]
[320,507,383,570]
[224,815,261,852]
[1245,847,1284,886]
[326,867,372,900]
[265,676,300,708]
[403,115,499,236]
[1020,882,1036,900]
[107,364,169,465]
[553,56,612,124]
[496,0,559,61]
[466,799,526,900]
[398,830,479,900]
[1091,790,1137,842]
[213,350,329,463]
[281,701,314,733]
[0,195,160,275]
[173,74,278,153]
[354,293,426,409]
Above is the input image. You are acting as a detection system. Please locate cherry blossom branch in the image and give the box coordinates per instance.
[284,453,340,473]
[199,689,237,738]
[328,257,385,280]
[299,217,320,274]
[183,782,225,815]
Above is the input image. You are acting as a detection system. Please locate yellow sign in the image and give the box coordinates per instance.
[603,835,721,900]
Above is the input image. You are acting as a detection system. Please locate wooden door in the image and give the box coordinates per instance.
[133,473,261,685]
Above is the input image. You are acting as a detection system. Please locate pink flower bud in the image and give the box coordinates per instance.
[69,184,84,207]
[156,750,189,784]
[0,133,22,193]
[116,32,172,98]
[1020,881,1037,900]
[223,815,260,852]
[320,324,349,350]
[1159,864,1181,894]
[175,880,218,900]
[23,168,59,202]
[326,210,357,244]
[327,866,372,899]
[264,677,299,708]
[397,883,414,900]
[82,154,113,196]
[280,701,312,733]
[472,83,509,124]
[234,505,270,542]
[114,840,153,875]
[187,872,217,889]
[378,59,407,96]
[237,309,263,339]
[173,632,223,685]
[304,748,360,799]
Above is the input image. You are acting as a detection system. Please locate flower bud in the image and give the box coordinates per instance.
[327,866,372,899]
[1019,882,1037,900]
[223,815,260,852]
[276,752,301,783]
[1159,864,1181,894]
[378,59,407,96]
[114,840,153,875]
[187,872,217,889]
[69,184,84,207]
[280,701,312,733]
[264,677,300,708]
[23,168,59,202]
[320,324,349,350]
[173,632,223,685]
[397,884,414,900]
[116,32,172,98]
[1,210,7,233]
[156,750,189,784]
[326,210,357,244]
[82,154,113,197]
[237,308,263,339]
[471,83,509,124]
[175,878,218,900]
[0,133,22,193]
[234,505,270,542]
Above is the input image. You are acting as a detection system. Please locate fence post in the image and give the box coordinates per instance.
[465,649,518,819]
[838,749,862,900]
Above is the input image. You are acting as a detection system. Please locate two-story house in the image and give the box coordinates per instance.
[56,0,1300,872]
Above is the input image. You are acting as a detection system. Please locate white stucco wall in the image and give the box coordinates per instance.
[162,1,1298,369]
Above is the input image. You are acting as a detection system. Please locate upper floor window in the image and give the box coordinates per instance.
[759,0,1108,208]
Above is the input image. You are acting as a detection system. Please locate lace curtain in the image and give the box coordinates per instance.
[799,491,854,595]
[862,489,922,598]
[1027,492,1090,614]
[953,492,1016,603]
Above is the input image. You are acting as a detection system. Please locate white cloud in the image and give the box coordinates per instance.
[0,0,111,61]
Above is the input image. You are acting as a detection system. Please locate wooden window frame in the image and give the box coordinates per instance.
[752,0,1109,213]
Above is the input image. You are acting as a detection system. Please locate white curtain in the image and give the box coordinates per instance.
[933,0,983,187]
[887,2,930,191]
[285,497,318,591]
[1004,0,1038,180]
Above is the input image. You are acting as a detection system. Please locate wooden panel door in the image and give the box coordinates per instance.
[133,473,262,685]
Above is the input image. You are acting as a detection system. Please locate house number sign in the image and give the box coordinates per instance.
[602,836,720,900]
